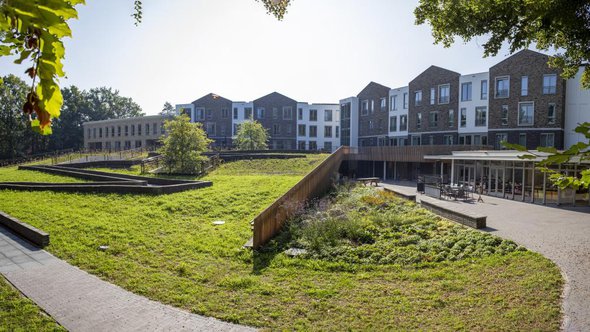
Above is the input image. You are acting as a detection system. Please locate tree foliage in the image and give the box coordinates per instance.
[159,115,211,174]
[0,74,29,159]
[415,0,590,88]
[160,101,176,116]
[235,120,269,150]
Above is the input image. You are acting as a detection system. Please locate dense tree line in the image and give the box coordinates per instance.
[0,74,143,160]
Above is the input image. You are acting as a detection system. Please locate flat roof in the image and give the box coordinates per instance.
[83,114,170,126]
[424,150,589,164]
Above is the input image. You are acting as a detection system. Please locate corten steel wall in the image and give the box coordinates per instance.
[252,146,349,249]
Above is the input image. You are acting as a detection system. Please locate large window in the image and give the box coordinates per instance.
[324,109,333,122]
[501,105,508,125]
[443,135,453,145]
[414,90,422,106]
[521,76,528,96]
[391,95,397,111]
[475,107,487,127]
[245,107,253,119]
[380,97,386,110]
[206,109,212,120]
[519,133,527,146]
[495,133,508,150]
[461,82,472,101]
[495,76,510,98]
[448,109,455,127]
[310,109,318,121]
[206,122,216,135]
[272,124,280,135]
[324,142,332,151]
[221,109,229,119]
[429,111,438,127]
[460,108,466,127]
[403,93,408,109]
[540,133,555,147]
[298,108,303,120]
[390,116,397,132]
[416,113,422,129]
[130,125,135,136]
[196,108,205,120]
[543,74,557,94]
[233,108,238,119]
[480,80,488,100]
[518,102,534,126]
[400,115,407,131]
[438,84,450,104]
[282,106,292,120]
[412,135,421,146]
[430,87,435,105]
[137,124,142,136]
[309,141,317,150]
[548,103,556,125]
[297,124,306,136]
[361,100,369,116]
[257,108,265,119]
[324,126,332,138]
[309,125,317,137]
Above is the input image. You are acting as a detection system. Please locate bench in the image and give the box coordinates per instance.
[357,177,380,187]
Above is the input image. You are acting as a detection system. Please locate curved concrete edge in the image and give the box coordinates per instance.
[0,211,48,247]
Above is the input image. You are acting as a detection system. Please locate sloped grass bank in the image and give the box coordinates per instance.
[0,155,562,331]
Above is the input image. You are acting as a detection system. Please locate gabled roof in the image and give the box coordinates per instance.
[253,91,297,104]
[357,81,391,97]
[191,93,232,105]
[410,65,461,84]
[490,49,549,69]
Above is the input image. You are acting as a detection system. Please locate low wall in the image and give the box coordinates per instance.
[383,187,417,202]
[420,199,487,229]
[0,211,49,247]
[58,160,140,169]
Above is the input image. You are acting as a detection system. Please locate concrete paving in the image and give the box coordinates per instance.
[382,181,590,332]
[0,227,255,332]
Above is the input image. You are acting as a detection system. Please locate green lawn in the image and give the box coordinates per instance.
[0,276,64,332]
[0,154,563,331]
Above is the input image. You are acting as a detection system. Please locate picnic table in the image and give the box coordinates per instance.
[357,177,380,186]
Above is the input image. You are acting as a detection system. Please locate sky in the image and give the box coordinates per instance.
[0,0,547,115]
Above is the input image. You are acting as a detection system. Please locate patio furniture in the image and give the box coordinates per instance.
[357,177,380,186]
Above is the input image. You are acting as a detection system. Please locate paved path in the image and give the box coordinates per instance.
[0,227,255,332]
[383,182,590,332]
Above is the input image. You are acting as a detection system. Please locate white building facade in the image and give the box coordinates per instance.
[83,115,170,151]
[388,86,409,146]
[565,69,590,149]
[296,103,341,152]
[458,72,490,146]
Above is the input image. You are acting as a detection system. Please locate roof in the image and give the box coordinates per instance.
[424,150,589,164]
[83,114,170,126]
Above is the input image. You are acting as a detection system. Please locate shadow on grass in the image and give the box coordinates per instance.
[252,224,295,275]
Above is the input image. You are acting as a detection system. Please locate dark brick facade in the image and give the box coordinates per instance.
[357,82,390,145]
[252,92,297,150]
[192,93,233,148]
[408,66,460,135]
[488,49,566,149]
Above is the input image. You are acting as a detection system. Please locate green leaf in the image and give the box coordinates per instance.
[36,81,63,118]
[502,142,528,151]
[30,118,53,135]
[537,146,558,154]
[0,45,13,56]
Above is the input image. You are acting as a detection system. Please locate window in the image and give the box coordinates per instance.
[272,124,280,135]
[548,103,556,125]
[543,74,557,94]
[233,108,238,119]
[99,128,102,138]
[416,113,422,129]
[461,82,472,101]
[460,108,466,127]
[135,140,142,148]
[481,80,488,100]
[430,87,435,105]
[501,105,508,125]
[324,126,332,138]
[286,125,292,135]
[380,97,386,110]
[206,122,216,136]
[429,111,438,127]
[124,125,128,136]
[131,125,135,136]
[448,109,455,127]
[390,116,397,132]
[245,107,253,119]
[518,102,534,126]
[118,126,121,137]
[438,84,450,104]
[298,124,306,136]
[272,108,278,120]
[400,115,408,131]
[298,141,306,150]
[309,125,317,137]
[221,108,229,118]
[496,133,508,150]
[519,133,527,146]
[257,107,265,119]
[412,135,421,146]
[368,120,374,130]
[324,142,332,151]
[206,109,212,120]
[414,90,422,106]
[540,133,555,147]
[403,93,408,109]
[324,109,333,122]
[475,107,487,127]
[482,135,488,146]
[370,100,374,113]
[105,127,108,138]
[443,135,453,145]
[310,109,318,121]
[196,108,205,120]
[111,126,115,137]
[298,108,303,120]
[138,124,142,136]
[152,123,157,135]
[335,126,339,138]
[521,76,528,96]
[282,106,292,120]
[428,136,434,145]
[495,76,510,98]
[391,95,397,110]
[233,124,239,135]
[87,128,91,139]
[145,124,149,135]
[309,141,317,150]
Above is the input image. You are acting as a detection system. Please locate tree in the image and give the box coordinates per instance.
[235,120,269,150]
[0,0,290,135]
[160,102,176,116]
[415,0,590,88]
[85,87,144,120]
[414,0,590,189]
[158,114,211,174]
[0,75,29,159]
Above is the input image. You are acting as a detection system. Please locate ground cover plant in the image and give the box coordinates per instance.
[0,276,64,331]
[0,155,563,331]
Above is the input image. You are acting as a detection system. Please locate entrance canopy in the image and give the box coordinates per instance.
[424,150,588,164]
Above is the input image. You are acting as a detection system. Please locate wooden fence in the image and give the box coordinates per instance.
[251,146,350,249]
